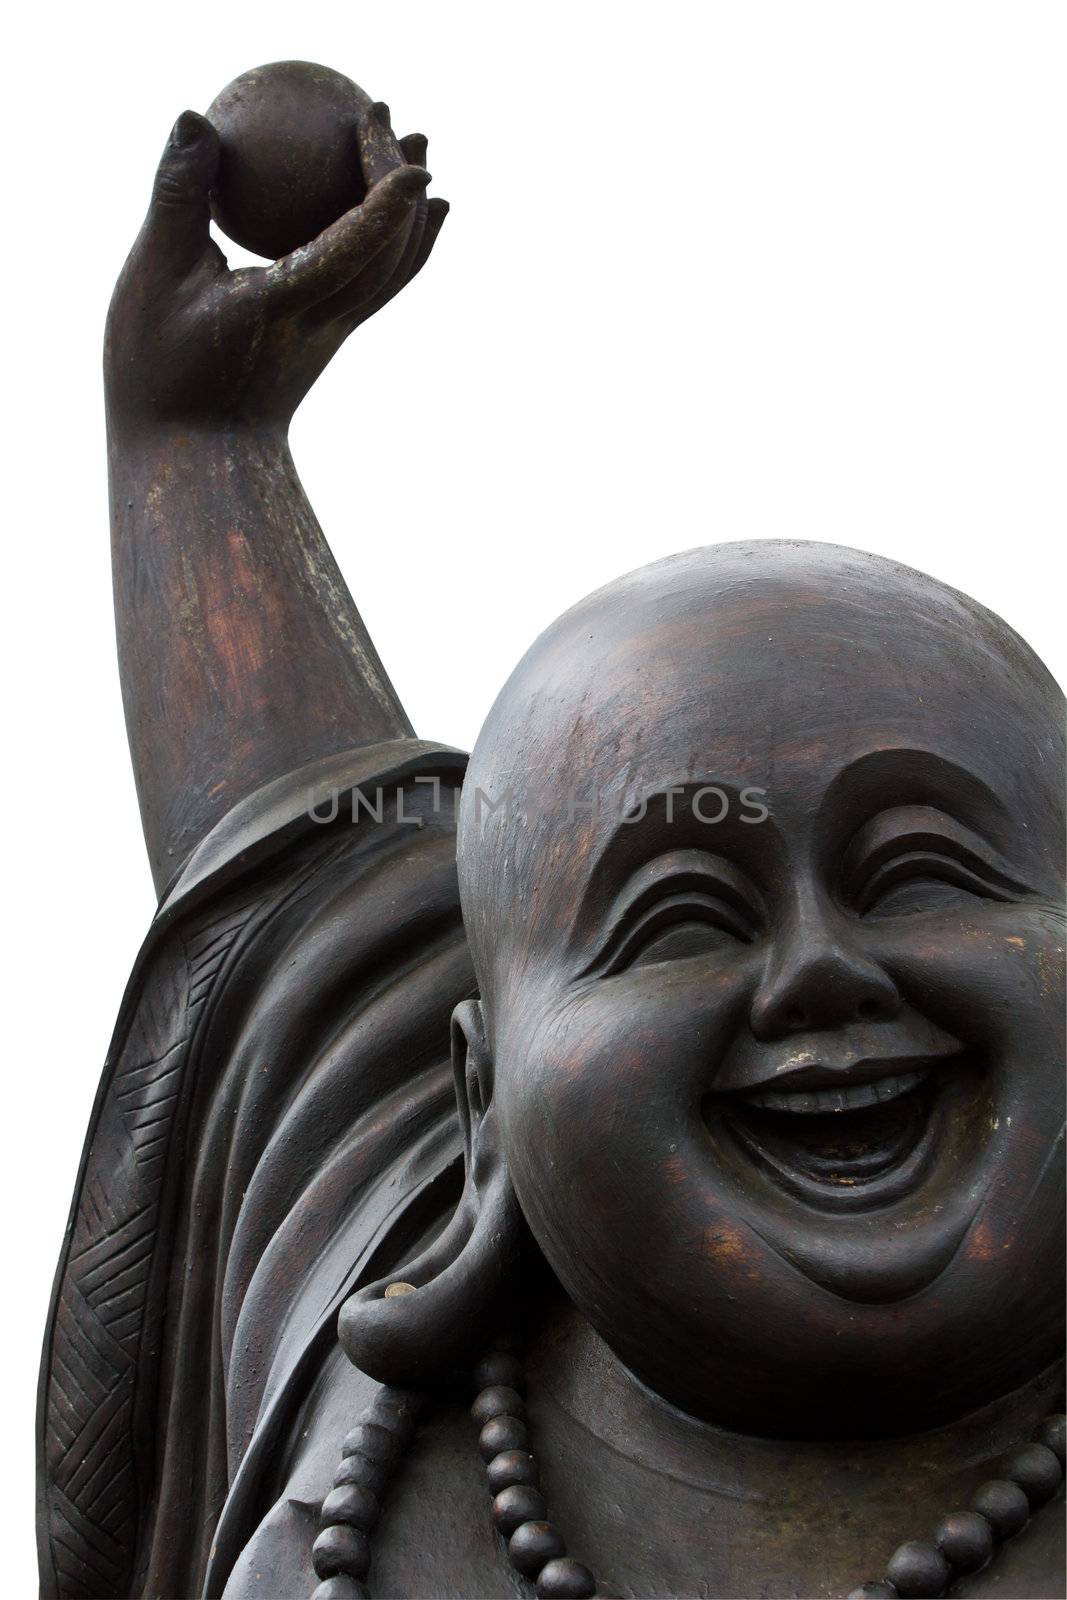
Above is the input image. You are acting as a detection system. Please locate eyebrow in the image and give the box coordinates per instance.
[815,746,1014,843]
[570,782,775,946]
[841,804,1032,895]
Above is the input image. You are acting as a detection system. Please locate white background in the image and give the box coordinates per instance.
[5,3,1064,1591]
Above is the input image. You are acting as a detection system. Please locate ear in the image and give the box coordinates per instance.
[337,999,524,1386]
[452,996,492,1159]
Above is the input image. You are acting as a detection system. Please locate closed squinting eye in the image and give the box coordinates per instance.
[595,888,757,975]
[855,846,1023,920]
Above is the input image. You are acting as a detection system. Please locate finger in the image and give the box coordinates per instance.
[399,132,428,168]
[265,164,431,312]
[403,197,450,287]
[323,190,426,325]
[358,101,405,190]
[335,195,449,330]
[142,111,220,271]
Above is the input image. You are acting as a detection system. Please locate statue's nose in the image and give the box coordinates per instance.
[749,898,900,1040]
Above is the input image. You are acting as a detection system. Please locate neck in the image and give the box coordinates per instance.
[525,1300,1062,1598]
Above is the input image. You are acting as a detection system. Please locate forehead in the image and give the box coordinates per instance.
[461,545,1063,958]
[499,549,1052,800]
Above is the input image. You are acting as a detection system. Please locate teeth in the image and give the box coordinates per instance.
[743,1069,927,1115]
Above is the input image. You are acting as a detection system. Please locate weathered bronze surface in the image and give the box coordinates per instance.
[207,62,373,261]
[37,60,1064,1600]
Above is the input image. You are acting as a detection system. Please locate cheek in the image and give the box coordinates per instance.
[869,904,1066,1057]
[871,905,1065,1251]
[497,960,753,1237]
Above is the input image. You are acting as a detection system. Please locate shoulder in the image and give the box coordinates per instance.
[156,737,468,917]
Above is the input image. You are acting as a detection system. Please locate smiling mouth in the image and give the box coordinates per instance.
[739,1067,929,1116]
[724,1065,935,1191]
[705,1053,980,1207]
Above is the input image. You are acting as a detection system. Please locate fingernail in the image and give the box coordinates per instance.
[393,167,432,194]
[171,110,201,149]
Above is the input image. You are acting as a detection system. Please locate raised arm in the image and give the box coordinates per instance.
[106,103,448,892]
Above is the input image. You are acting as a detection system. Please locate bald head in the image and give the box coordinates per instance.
[458,541,1064,1013]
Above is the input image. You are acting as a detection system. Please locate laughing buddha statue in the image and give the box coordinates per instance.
[38,63,1065,1600]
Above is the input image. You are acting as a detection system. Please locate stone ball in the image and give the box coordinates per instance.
[206,60,372,259]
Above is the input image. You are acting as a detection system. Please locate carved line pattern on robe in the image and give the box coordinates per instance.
[42,893,261,1598]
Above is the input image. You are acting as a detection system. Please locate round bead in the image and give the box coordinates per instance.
[333,1454,387,1496]
[1036,1413,1066,1465]
[321,1484,380,1532]
[311,1578,369,1600]
[312,1524,371,1581]
[934,1510,993,1574]
[1001,1442,1063,1506]
[971,1479,1030,1538]
[474,1352,525,1392]
[846,1586,898,1600]
[471,1385,525,1426]
[492,1484,549,1536]
[479,1415,529,1462]
[486,1449,540,1493]
[536,1556,597,1597]
[509,1519,566,1578]
[885,1540,948,1598]
[371,1390,421,1442]
[342,1421,399,1465]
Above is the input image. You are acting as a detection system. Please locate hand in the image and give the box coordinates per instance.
[105,105,448,433]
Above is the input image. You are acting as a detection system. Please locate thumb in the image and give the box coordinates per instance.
[142,110,220,269]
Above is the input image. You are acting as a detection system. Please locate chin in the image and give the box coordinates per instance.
[516,1072,1064,1441]
[586,1223,1063,1441]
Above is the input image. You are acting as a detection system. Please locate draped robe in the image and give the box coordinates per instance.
[37,739,472,1600]
[39,736,1066,1600]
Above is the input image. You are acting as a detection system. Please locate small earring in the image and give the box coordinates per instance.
[338,1150,524,1386]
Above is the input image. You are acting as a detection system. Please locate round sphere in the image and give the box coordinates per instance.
[1036,1413,1066,1465]
[206,61,372,259]
[971,1479,1030,1538]
[492,1484,549,1537]
[1001,1441,1063,1505]
[884,1540,949,1598]
[536,1556,598,1597]
[480,1414,529,1462]
[474,1352,525,1392]
[934,1511,993,1574]
[371,1390,421,1441]
[320,1484,379,1532]
[311,1577,369,1600]
[471,1385,525,1425]
[342,1421,398,1465]
[486,1449,540,1493]
[509,1520,566,1578]
[333,1454,386,1496]
[311,1524,371,1581]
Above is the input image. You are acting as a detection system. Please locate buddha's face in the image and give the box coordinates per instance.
[460,544,1065,1436]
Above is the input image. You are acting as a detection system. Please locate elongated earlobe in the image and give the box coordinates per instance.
[337,999,524,1385]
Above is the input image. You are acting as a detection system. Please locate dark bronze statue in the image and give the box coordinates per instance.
[37,60,1065,1600]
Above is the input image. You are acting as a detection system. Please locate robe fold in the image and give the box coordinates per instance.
[37,739,473,1600]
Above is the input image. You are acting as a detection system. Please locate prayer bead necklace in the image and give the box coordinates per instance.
[308,1351,1065,1600]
